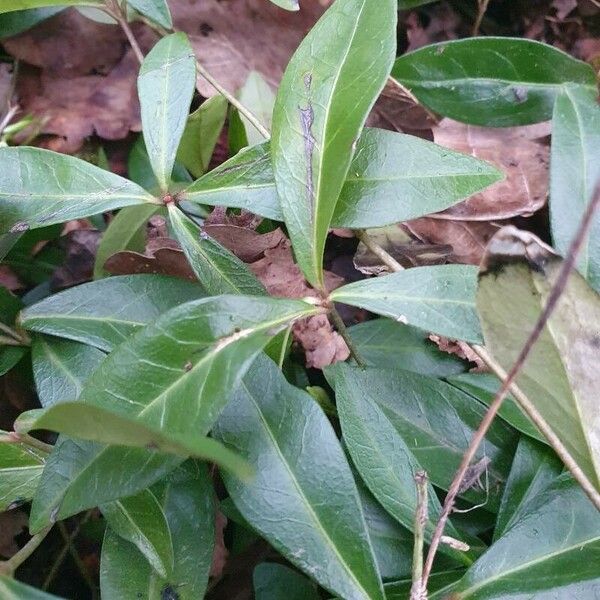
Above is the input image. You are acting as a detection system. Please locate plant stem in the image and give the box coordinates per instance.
[0,526,52,576]
[328,307,366,367]
[0,321,29,345]
[410,471,428,600]
[421,183,600,589]
[0,431,53,454]
[472,0,491,36]
[105,1,144,64]
[355,229,404,272]
[194,61,270,140]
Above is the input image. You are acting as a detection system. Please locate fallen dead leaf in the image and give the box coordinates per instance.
[173,0,330,97]
[403,218,501,266]
[0,265,23,292]
[552,0,578,20]
[249,238,349,368]
[103,237,196,281]
[404,3,460,52]
[0,510,28,558]
[429,334,486,371]
[204,225,285,262]
[431,118,550,221]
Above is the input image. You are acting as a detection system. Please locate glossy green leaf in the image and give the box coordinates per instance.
[127,0,172,29]
[272,0,396,288]
[494,437,561,541]
[478,228,600,493]
[331,265,482,343]
[0,286,26,375]
[0,431,46,511]
[16,402,251,480]
[63,295,316,437]
[21,275,205,351]
[0,1,99,13]
[183,128,501,228]
[29,437,182,533]
[448,373,544,444]
[100,465,214,599]
[0,7,63,37]
[358,484,413,581]
[138,33,196,192]
[0,147,156,233]
[550,84,600,292]
[0,346,25,377]
[448,475,600,599]
[238,72,275,146]
[349,318,466,377]
[101,488,174,578]
[254,563,320,599]
[333,363,475,565]
[392,38,597,127]
[214,355,385,600]
[32,336,105,407]
[326,366,517,510]
[384,570,466,600]
[94,205,159,278]
[177,95,228,178]
[0,576,64,599]
[168,205,265,295]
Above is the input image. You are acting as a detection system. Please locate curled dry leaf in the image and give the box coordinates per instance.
[429,334,486,371]
[203,225,285,263]
[431,118,550,221]
[249,238,349,368]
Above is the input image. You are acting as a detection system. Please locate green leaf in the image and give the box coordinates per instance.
[0,431,46,511]
[494,437,561,541]
[32,336,105,407]
[332,363,476,565]
[0,1,100,13]
[550,84,600,291]
[20,274,205,351]
[267,0,299,11]
[138,33,196,192]
[392,38,597,127]
[238,72,275,146]
[16,402,251,481]
[168,205,265,295]
[101,488,174,579]
[0,7,63,37]
[384,570,466,600]
[183,128,501,228]
[357,484,413,581]
[0,576,64,599]
[0,147,156,233]
[214,355,385,600]
[448,373,545,444]
[254,563,320,599]
[325,366,517,510]
[271,0,396,288]
[94,205,159,278]
[349,318,466,377]
[478,228,600,493]
[448,476,600,599]
[29,437,182,533]
[331,265,482,343]
[177,95,228,178]
[63,295,317,437]
[127,0,172,29]
[100,465,214,599]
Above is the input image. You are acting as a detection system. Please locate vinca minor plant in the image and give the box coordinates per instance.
[1,0,600,598]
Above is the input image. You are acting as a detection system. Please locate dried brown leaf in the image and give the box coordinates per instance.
[51,229,101,290]
[431,118,549,221]
[204,225,285,262]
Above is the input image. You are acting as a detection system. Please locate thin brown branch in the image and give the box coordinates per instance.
[329,307,366,367]
[421,183,600,588]
[410,471,429,600]
[104,1,144,64]
[472,0,491,36]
